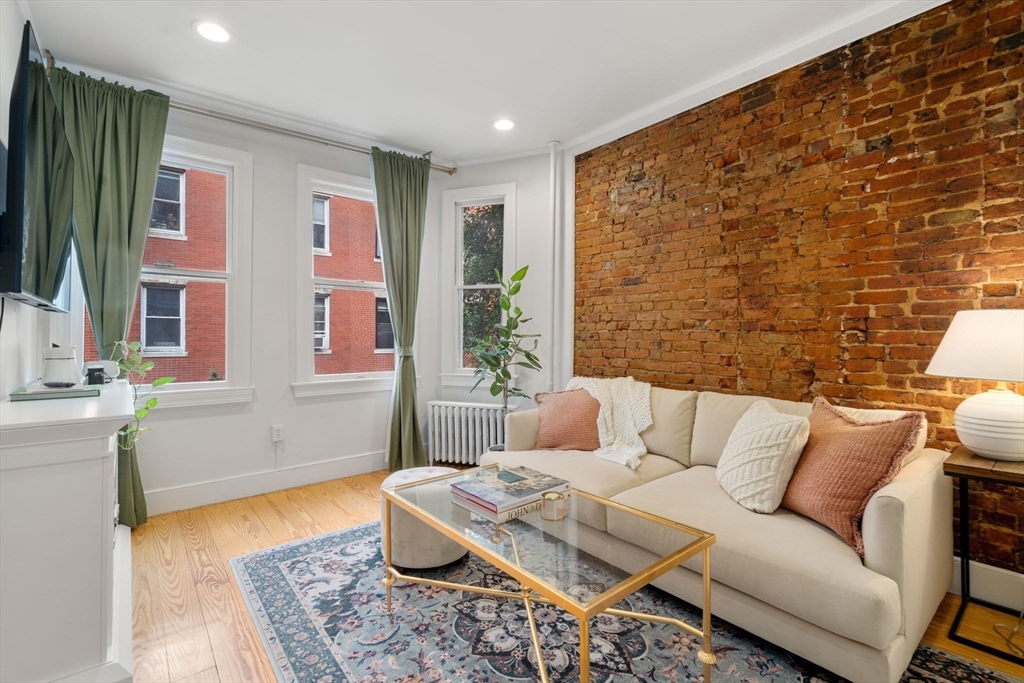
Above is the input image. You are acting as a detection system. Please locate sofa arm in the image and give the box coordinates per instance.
[505,409,539,451]
[862,448,952,645]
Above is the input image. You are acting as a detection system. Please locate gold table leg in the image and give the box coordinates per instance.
[696,547,716,681]
[579,615,590,682]
[381,498,395,615]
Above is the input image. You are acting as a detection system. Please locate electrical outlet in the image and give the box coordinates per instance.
[271,424,285,443]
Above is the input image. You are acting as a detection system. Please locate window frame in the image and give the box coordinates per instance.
[439,184,517,386]
[312,194,330,255]
[314,291,330,353]
[374,296,394,352]
[293,165,398,397]
[149,165,188,241]
[140,282,187,355]
[66,135,255,408]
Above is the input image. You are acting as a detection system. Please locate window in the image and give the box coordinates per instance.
[151,166,185,233]
[375,298,394,350]
[314,293,329,351]
[375,231,382,260]
[439,184,516,384]
[81,136,254,401]
[142,285,185,351]
[295,165,397,393]
[313,195,329,252]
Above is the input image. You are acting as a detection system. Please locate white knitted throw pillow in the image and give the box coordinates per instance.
[716,401,810,514]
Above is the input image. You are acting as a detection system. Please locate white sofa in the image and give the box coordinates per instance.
[480,387,952,683]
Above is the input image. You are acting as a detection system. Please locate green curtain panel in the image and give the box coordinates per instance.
[52,68,169,528]
[370,147,430,471]
[22,61,74,302]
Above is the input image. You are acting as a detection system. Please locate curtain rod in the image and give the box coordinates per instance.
[169,102,457,175]
[41,49,457,175]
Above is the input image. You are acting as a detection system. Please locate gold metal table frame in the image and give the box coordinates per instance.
[380,466,717,682]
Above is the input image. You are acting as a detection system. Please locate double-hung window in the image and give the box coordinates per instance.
[294,165,396,395]
[440,184,517,383]
[150,166,185,236]
[81,136,254,402]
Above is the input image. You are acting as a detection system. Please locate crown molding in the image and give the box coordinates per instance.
[562,0,951,158]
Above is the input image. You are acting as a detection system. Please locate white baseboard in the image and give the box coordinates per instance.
[949,557,1024,612]
[145,450,386,515]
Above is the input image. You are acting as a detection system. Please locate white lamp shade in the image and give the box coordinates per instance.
[925,309,1024,383]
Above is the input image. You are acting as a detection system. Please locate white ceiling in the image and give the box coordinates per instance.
[25,1,943,164]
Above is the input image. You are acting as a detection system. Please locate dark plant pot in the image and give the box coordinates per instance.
[487,444,505,453]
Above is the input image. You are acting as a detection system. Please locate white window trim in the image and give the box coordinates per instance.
[314,291,330,353]
[63,136,255,408]
[440,183,517,381]
[141,283,186,355]
[150,166,187,237]
[313,194,331,255]
[292,164,401,398]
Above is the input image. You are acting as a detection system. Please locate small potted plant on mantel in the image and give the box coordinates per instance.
[114,340,175,452]
[470,265,542,451]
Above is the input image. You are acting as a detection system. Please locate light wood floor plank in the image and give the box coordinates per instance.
[131,521,172,683]
[176,508,276,683]
[148,513,218,682]
[134,469,1022,683]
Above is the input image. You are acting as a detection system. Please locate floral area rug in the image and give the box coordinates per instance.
[230,521,1013,683]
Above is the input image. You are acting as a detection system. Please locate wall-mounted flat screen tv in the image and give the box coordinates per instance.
[0,21,74,312]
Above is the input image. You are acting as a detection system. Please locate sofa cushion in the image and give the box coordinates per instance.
[690,391,928,467]
[479,449,684,530]
[781,398,926,556]
[640,388,698,466]
[716,401,810,514]
[534,390,601,450]
[607,466,902,650]
[691,392,812,467]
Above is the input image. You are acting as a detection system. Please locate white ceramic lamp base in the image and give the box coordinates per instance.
[954,388,1024,461]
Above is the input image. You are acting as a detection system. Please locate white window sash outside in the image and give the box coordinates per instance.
[149,166,187,241]
[141,283,186,354]
[439,183,517,387]
[62,135,255,408]
[292,165,400,398]
[314,292,330,352]
[313,194,330,254]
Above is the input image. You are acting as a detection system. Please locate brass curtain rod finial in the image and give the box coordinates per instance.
[45,49,55,75]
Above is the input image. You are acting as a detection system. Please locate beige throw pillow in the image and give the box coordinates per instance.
[533,390,601,451]
[716,401,810,514]
[781,397,926,556]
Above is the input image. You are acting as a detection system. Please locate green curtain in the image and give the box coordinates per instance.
[22,61,74,302]
[52,68,169,528]
[370,147,430,471]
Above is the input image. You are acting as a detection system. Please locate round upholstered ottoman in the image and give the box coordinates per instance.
[380,466,468,569]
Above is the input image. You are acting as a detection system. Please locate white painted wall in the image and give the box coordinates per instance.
[0,2,54,401]
[419,152,560,411]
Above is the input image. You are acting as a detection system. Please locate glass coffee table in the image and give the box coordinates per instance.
[380,464,717,682]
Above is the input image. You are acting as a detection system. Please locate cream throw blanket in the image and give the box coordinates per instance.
[566,376,653,469]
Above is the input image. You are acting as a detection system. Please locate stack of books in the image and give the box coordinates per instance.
[451,466,571,523]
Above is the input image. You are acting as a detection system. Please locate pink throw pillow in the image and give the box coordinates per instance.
[533,390,601,451]
[781,397,926,556]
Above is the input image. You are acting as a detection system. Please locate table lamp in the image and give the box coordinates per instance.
[925,309,1024,461]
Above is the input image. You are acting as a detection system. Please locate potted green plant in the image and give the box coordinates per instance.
[114,340,175,451]
[470,266,542,448]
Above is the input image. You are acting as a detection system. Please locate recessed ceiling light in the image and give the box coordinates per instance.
[194,21,230,43]
[493,119,515,131]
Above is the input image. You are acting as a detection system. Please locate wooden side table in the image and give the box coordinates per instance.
[942,445,1024,666]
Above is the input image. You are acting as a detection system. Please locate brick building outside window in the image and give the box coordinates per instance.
[312,194,394,376]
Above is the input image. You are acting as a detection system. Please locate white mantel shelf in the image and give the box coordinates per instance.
[0,381,134,452]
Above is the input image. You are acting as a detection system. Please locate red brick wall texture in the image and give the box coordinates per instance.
[573,0,1023,571]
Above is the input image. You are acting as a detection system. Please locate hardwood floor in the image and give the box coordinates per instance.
[132,470,1023,682]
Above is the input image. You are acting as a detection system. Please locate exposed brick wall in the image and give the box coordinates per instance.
[314,195,394,375]
[574,0,1023,571]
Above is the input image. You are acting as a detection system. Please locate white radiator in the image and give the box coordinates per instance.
[427,401,504,465]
